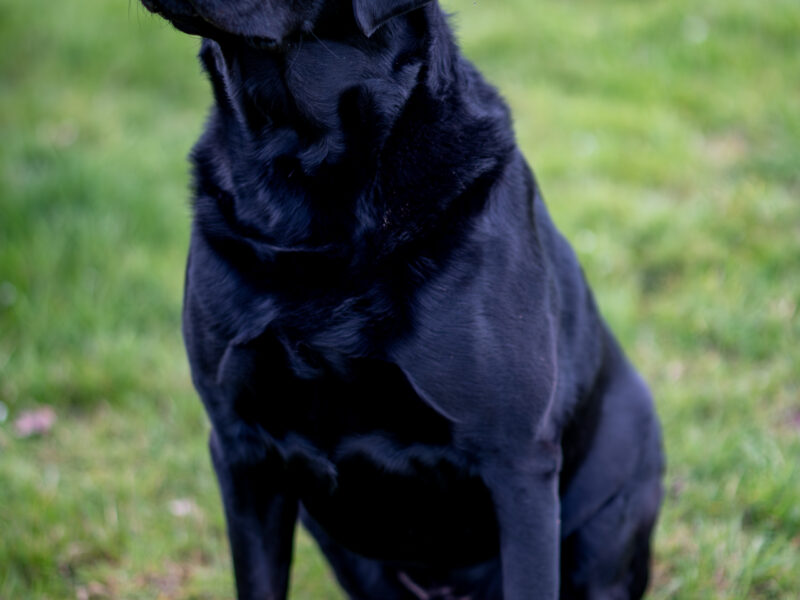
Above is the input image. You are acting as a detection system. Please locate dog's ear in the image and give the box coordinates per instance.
[352,0,433,37]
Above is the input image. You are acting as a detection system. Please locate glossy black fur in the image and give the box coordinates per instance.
[140,0,664,598]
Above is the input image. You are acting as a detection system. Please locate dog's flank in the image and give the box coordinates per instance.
[138,1,664,598]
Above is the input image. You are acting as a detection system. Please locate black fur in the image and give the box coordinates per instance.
[139,1,664,598]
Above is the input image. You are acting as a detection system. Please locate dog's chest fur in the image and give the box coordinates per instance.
[218,315,501,564]
[185,215,503,562]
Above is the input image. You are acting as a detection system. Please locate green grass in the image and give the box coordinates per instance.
[1,0,798,597]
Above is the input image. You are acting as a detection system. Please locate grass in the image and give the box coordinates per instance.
[1,0,798,597]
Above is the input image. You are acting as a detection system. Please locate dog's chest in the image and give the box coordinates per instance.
[240,354,499,564]
[191,253,502,562]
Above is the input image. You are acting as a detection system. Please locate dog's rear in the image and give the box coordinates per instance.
[139,1,664,598]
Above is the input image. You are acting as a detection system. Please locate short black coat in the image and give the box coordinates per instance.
[140,0,665,597]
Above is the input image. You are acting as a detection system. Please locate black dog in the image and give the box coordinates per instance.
[139,0,664,598]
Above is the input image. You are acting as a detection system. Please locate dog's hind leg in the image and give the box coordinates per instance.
[558,358,664,600]
[299,508,410,600]
[300,508,503,600]
[559,469,661,600]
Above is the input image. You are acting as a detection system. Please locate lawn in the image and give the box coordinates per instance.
[1,0,798,597]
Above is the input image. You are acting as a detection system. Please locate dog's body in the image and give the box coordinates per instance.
[141,0,664,597]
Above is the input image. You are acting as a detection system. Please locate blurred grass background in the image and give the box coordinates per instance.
[1,0,798,597]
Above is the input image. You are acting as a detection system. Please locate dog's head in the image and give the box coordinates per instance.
[141,0,433,47]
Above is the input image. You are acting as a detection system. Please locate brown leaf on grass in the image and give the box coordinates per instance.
[790,410,800,431]
[168,498,199,518]
[136,563,192,599]
[75,581,110,600]
[14,406,56,438]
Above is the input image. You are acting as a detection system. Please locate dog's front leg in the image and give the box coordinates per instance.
[482,446,561,600]
[210,429,298,600]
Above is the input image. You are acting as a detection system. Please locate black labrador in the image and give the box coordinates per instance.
[139,0,664,598]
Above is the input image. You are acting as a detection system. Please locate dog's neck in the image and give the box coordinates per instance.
[191,4,514,256]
